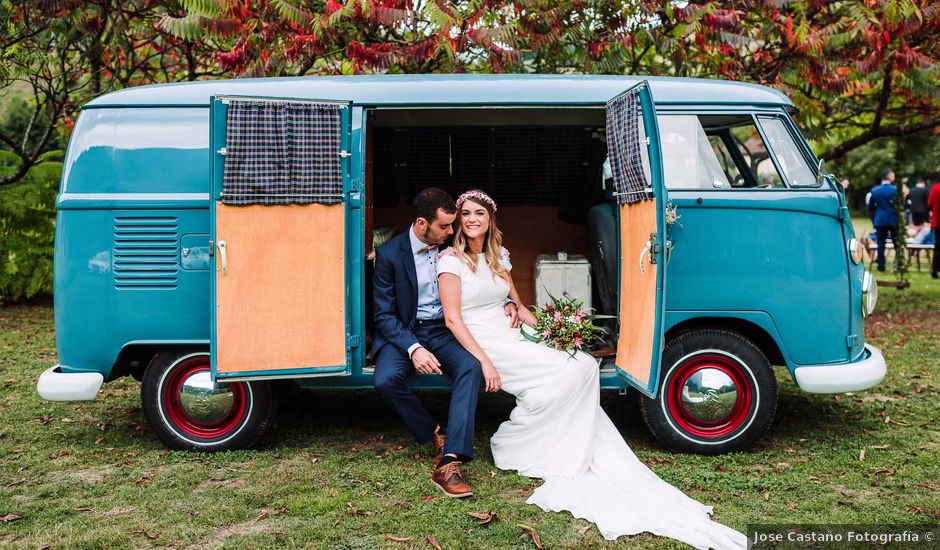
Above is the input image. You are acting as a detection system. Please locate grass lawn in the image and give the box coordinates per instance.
[2,270,938,549]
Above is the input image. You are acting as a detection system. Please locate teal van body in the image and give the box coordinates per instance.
[39,75,885,453]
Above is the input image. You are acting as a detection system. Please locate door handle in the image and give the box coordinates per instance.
[217,240,227,273]
[639,240,651,274]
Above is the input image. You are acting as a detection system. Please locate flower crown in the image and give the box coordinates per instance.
[455,190,497,212]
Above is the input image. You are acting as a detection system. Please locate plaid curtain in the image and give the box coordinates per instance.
[606,88,652,205]
[222,100,344,205]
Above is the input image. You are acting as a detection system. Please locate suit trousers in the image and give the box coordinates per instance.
[933,230,939,276]
[875,225,899,272]
[374,324,482,461]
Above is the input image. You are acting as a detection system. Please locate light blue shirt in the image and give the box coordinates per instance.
[407,225,443,358]
[408,225,444,321]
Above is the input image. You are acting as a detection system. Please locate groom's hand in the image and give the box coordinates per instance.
[412,347,443,375]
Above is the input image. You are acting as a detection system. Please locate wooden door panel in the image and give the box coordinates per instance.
[215,203,346,374]
[614,200,658,387]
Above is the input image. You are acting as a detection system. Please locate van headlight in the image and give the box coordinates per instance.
[848,238,862,264]
[862,269,877,317]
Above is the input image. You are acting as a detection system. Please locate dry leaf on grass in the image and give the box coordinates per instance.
[785,502,796,510]
[1,513,22,522]
[467,511,497,526]
[130,530,159,540]
[425,535,443,550]
[915,483,937,490]
[859,448,866,461]
[578,525,591,534]
[518,524,543,549]
[870,444,890,449]
[384,534,414,542]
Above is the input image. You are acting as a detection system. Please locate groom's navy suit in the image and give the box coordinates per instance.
[372,230,481,461]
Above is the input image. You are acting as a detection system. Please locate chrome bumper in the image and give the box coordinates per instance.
[793,344,887,394]
[36,365,104,401]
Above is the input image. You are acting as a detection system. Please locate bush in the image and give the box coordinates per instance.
[0,150,60,303]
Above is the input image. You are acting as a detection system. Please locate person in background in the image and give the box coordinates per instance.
[928,180,940,279]
[869,170,899,272]
[840,177,850,191]
[909,178,929,229]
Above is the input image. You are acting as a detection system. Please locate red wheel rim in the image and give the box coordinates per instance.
[163,357,248,439]
[665,353,754,439]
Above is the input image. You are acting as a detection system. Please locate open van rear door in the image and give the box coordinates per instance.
[209,96,352,381]
[606,82,667,398]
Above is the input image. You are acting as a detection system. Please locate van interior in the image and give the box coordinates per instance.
[362,107,617,362]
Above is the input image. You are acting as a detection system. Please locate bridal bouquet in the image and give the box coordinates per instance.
[520,293,613,357]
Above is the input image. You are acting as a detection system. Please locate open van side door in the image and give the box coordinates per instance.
[606,82,668,398]
[209,96,353,381]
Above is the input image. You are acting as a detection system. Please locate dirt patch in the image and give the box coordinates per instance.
[193,478,246,493]
[100,506,135,517]
[194,519,277,549]
[66,467,111,484]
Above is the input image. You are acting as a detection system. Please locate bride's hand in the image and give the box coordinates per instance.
[481,361,501,392]
[519,309,538,328]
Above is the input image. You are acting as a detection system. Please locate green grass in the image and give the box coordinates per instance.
[2,273,939,549]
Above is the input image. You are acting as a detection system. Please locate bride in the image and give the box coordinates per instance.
[436,189,747,550]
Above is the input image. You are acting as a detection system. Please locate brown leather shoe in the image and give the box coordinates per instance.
[432,462,473,498]
[431,430,446,467]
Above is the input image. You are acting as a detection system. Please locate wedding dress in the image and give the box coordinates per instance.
[437,247,747,550]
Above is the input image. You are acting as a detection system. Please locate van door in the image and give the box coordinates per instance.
[209,96,353,380]
[606,82,667,398]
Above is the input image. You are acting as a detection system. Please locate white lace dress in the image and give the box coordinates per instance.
[437,247,747,550]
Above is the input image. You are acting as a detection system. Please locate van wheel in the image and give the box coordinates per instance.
[141,348,275,451]
[639,329,776,454]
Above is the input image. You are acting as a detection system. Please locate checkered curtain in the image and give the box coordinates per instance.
[606,88,652,205]
[222,100,344,205]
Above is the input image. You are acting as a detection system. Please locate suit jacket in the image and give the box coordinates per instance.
[372,231,422,359]
[929,184,940,230]
[869,183,898,228]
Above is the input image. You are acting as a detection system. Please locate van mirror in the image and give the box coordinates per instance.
[815,158,825,187]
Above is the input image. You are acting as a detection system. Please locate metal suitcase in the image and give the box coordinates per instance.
[534,253,592,310]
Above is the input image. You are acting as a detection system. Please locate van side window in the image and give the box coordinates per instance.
[757,117,818,187]
[705,116,785,189]
[658,114,785,190]
[656,115,729,189]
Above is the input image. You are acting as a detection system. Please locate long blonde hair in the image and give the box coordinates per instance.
[452,190,510,282]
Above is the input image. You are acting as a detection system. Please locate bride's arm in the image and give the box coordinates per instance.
[505,273,538,327]
[438,273,501,392]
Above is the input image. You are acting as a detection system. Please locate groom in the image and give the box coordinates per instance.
[373,188,496,498]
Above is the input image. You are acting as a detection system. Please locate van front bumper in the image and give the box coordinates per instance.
[36,365,104,401]
[793,344,887,394]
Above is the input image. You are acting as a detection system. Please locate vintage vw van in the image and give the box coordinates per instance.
[37,75,886,454]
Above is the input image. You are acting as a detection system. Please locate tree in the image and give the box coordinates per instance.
[0,0,222,187]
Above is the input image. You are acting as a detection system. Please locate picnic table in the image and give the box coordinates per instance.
[864,239,934,271]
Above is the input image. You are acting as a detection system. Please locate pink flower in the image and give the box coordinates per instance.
[437,247,458,259]
[573,337,584,348]
[542,330,551,338]
[553,311,562,321]
[574,311,584,322]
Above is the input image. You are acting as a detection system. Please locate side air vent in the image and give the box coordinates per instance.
[113,216,179,290]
